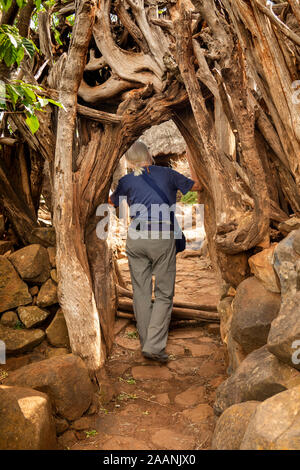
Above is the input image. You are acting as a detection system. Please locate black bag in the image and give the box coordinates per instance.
[141,171,186,255]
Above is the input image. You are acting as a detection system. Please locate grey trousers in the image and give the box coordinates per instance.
[125,231,176,356]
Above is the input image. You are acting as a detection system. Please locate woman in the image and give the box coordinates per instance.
[110,141,202,363]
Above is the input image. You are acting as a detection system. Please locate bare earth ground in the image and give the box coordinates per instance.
[68,254,227,451]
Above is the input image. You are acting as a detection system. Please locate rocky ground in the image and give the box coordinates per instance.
[63,253,226,451]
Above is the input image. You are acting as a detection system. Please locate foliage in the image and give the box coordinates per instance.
[13,320,24,329]
[180,191,198,205]
[0,24,37,67]
[0,0,42,11]
[0,81,63,134]
[84,430,98,438]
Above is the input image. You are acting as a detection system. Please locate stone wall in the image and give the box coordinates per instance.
[0,235,96,449]
[212,217,300,450]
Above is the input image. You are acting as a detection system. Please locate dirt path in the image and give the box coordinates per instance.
[67,254,227,451]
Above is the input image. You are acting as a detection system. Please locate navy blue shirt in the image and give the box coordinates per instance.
[111,165,194,222]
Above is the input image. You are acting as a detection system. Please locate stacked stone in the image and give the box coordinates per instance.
[213,218,300,450]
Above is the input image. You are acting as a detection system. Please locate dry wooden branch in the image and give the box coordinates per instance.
[0,137,18,146]
[117,297,219,322]
[117,284,218,311]
[253,0,300,47]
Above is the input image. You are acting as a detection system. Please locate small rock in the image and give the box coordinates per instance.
[182,404,214,423]
[214,345,300,415]
[212,401,260,450]
[0,385,57,450]
[4,354,94,421]
[151,429,195,450]
[132,365,173,380]
[47,247,56,267]
[50,269,57,283]
[57,430,76,449]
[29,286,39,296]
[37,278,58,307]
[0,324,45,354]
[248,244,280,293]
[278,217,300,235]
[241,386,300,450]
[9,244,51,284]
[0,257,32,313]
[231,276,281,354]
[0,311,18,327]
[175,385,206,407]
[55,417,69,435]
[17,306,50,328]
[46,309,70,348]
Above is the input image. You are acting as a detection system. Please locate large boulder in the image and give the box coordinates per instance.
[248,244,280,293]
[9,244,51,284]
[0,324,45,354]
[0,385,57,450]
[268,291,300,369]
[231,276,281,354]
[46,309,70,348]
[212,401,259,450]
[241,386,300,450]
[0,256,32,313]
[214,345,300,415]
[4,354,94,421]
[36,278,58,307]
[17,305,50,328]
[273,229,299,301]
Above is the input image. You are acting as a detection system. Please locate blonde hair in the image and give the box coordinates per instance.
[125,140,154,176]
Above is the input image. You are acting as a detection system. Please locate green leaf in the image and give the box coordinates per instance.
[37,96,49,107]
[22,37,37,58]
[16,46,24,65]
[46,98,65,109]
[7,85,19,108]
[23,86,36,102]
[53,28,62,46]
[0,0,13,12]
[16,0,27,8]
[4,44,17,67]
[25,113,39,134]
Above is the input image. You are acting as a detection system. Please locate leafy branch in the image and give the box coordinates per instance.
[0,81,64,133]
